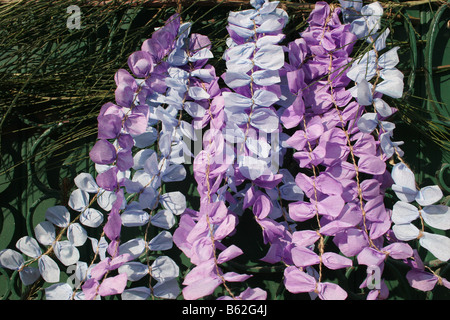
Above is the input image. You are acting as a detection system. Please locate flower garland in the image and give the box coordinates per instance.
[0,0,449,300]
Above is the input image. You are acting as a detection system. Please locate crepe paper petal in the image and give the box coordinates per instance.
[237,287,267,300]
[378,47,400,70]
[74,173,99,193]
[285,130,307,150]
[253,89,279,107]
[253,44,285,70]
[373,98,394,117]
[118,262,149,282]
[406,269,439,292]
[184,101,207,118]
[46,205,71,228]
[124,106,150,136]
[357,113,378,133]
[139,187,158,210]
[419,232,450,261]
[151,210,176,230]
[188,86,210,100]
[224,71,251,88]
[250,107,279,133]
[226,57,254,74]
[39,255,60,283]
[19,267,41,286]
[116,149,133,172]
[82,278,100,300]
[315,172,343,196]
[118,238,146,260]
[122,287,151,300]
[0,249,24,270]
[316,195,345,219]
[421,205,450,230]
[279,182,304,201]
[391,201,420,224]
[347,51,377,83]
[89,236,108,261]
[283,266,316,294]
[180,120,197,141]
[292,230,320,247]
[45,283,74,300]
[363,195,387,223]
[128,51,154,78]
[160,191,187,215]
[246,136,271,158]
[188,47,213,62]
[392,184,417,203]
[74,261,90,284]
[391,163,415,188]
[256,16,284,33]
[217,245,244,264]
[392,223,420,241]
[321,252,353,270]
[151,256,180,283]
[223,91,253,112]
[16,236,41,258]
[162,164,187,182]
[149,231,173,251]
[54,240,80,266]
[289,201,316,222]
[383,242,413,260]
[358,155,386,175]
[121,208,150,227]
[190,69,215,82]
[317,282,348,300]
[104,210,122,241]
[79,208,104,228]
[380,132,402,159]
[132,149,154,171]
[89,139,116,165]
[182,276,222,300]
[153,278,180,299]
[98,273,128,297]
[375,69,404,99]
[357,247,386,267]
[252,69,281,86]
[222,271,252,283]
[369,28,390,51]
[357,79,373,106]
[291,246,320,268]
[238,156,268,181]
[167,47,188,66]
[34,221,56,246]
[415,185,443,207]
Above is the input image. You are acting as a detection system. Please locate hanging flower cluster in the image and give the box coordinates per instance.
[0,0,449,300]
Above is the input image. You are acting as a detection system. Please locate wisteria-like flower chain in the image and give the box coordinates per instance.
[1,0,449,300]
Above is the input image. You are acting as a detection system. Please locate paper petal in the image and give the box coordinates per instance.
[415,185,443,207]
[45,283,74,300]
[0,249,24,270]
[16,236,41,258]
[46,205,71,227]
[54,240,80,266]
[98,273,128,296]
[39,255,60,283]
[151,256,179,283]
[421,205,450,230]
[419,232,450,261]
[34,221,56,246]
[67,223,88,247]
[391,201,420,224]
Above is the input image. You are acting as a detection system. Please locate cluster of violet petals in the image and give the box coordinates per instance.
[0,0,449,301]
